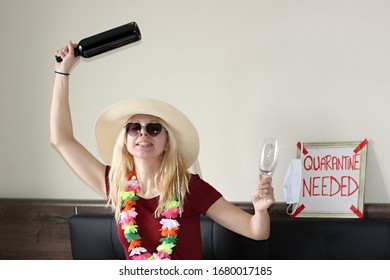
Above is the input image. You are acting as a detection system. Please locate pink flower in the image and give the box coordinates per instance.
[131,253,151,260]
[154,251,170,260]
[125,185,140,194]
[161,208,180,219]
[119,209,138,225]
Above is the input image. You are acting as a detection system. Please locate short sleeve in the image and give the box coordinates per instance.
[187,174,222,215]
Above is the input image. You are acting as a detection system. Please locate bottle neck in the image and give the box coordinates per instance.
[74,45,82,57]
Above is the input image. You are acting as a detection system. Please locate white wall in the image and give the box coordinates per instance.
[1,0,389,203]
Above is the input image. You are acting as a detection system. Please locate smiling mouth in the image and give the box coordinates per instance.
[137,142,153,147]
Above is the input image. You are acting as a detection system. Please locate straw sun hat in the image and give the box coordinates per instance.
[95,98,199,168]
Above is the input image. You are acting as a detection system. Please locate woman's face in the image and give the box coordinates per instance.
[125,114,169,164]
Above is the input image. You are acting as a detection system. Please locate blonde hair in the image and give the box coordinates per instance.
[108,117,190,222]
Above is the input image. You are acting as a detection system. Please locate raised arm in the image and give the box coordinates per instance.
[206,175,274,240]
[50,42,107,197]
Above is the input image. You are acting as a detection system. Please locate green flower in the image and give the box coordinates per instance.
[157,242,176,254]
[160,236,177,244]
[124,232,140,241]
[120,191,136,200]
[164,200,179,210]
[122,223,138,234]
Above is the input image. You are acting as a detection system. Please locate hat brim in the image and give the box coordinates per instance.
[95,98,199,168]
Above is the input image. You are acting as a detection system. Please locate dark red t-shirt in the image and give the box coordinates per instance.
[105,166,222,260]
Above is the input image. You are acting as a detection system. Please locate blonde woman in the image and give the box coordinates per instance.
[51,42,275,260]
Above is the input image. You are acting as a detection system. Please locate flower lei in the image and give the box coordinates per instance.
[119,172,181,260]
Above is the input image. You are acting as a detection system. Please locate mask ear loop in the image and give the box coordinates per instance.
[286,203,294,215]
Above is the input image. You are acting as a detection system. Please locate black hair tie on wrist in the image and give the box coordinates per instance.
[54,70,70,76]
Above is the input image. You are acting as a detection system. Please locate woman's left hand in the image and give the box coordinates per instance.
[252,175,275,212]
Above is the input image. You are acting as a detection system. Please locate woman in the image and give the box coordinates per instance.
[51,42,275,260]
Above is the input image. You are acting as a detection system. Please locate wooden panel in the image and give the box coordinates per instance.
[1,199,390,259]
[0,199,109,260]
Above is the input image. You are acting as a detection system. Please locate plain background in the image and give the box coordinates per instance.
[0,0,389,204]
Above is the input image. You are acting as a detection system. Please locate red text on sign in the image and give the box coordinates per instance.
[302,175,359,197]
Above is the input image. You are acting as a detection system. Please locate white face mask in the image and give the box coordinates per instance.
[283,159,302,205]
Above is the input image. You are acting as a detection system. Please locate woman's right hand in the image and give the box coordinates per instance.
[54,41,79,74]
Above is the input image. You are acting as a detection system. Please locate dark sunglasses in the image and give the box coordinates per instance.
[124,122,164,137]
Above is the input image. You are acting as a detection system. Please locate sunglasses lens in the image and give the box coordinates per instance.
[126,123,142,136]
[125,122,163,137]
[146,123,163,137]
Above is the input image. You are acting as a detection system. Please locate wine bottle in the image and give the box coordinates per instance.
[55,21,141,62]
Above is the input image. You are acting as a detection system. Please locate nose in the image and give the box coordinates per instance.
[139,125,149,136]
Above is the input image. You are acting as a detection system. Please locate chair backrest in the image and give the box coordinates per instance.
[69,214,269,260]
[68,214,125,259]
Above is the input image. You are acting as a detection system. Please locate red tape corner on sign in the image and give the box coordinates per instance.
[350,205,364,218]
[296,142,309,155]
[353,138,368,154]
[290,204,305,218]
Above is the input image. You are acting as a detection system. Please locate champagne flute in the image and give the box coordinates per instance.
[259,137,279,176]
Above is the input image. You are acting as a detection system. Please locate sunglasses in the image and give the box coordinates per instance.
[124,122,164,137]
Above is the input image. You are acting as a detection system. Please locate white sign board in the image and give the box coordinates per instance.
[292,140,368,218]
